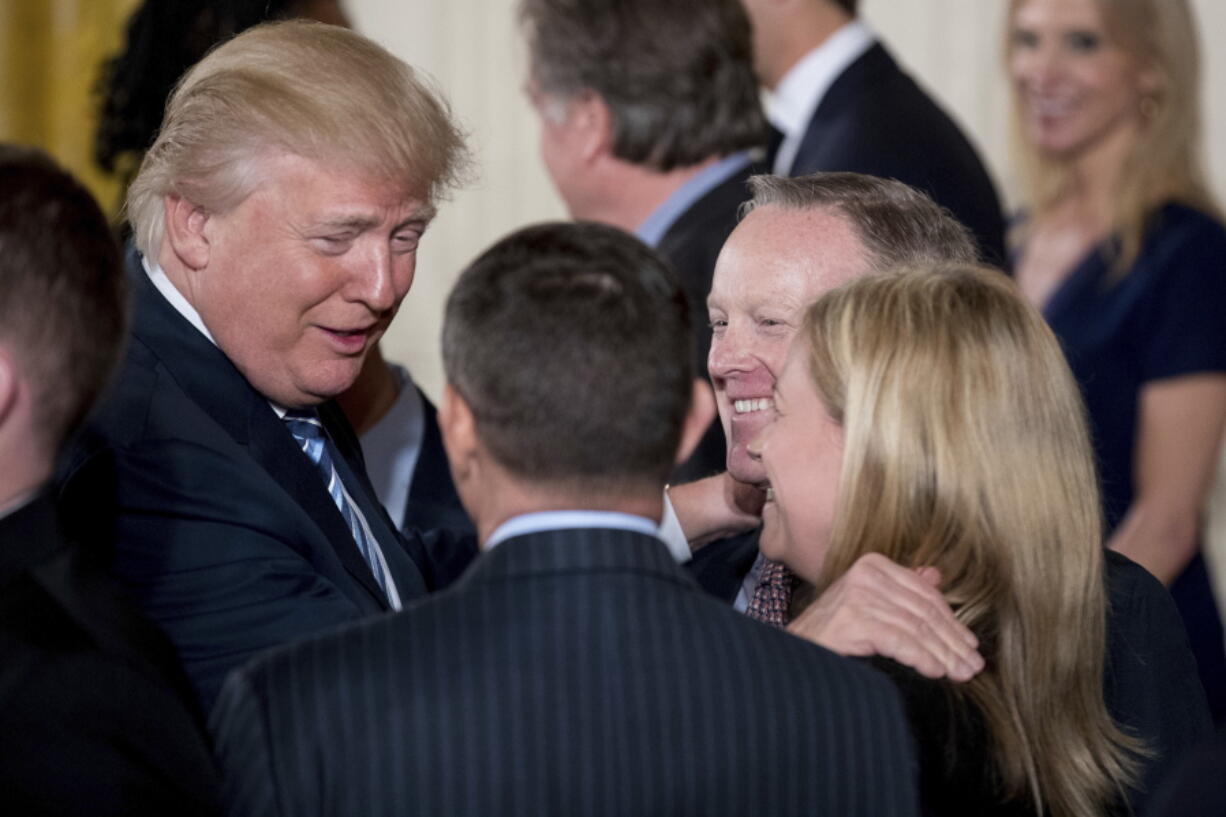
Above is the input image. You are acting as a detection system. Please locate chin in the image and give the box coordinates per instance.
[725,450,766,486]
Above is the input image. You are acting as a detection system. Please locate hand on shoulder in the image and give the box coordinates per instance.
[787,553,985,682]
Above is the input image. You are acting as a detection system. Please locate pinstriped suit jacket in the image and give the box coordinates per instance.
[212,527,920,817]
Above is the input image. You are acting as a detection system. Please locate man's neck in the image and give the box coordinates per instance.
[762,5,855,90]
[574,157,722,234]
[0,456,49,518]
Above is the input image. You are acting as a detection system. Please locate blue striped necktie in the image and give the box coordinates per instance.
[283,410,396,604]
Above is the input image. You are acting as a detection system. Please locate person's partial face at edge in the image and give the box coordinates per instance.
[706,204,866,484]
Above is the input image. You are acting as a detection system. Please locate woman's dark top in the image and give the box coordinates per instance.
[1036,203,1226,723]
[866,657,1037,817]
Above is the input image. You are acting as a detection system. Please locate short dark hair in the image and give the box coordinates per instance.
[442,222,692,490]
[520,0,766,172]
[744,172,980,268]
[0,145,128,452]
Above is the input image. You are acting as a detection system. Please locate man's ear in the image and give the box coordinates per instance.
[163,193,212,270]
[438,383,480,483]
[571,90,614,166]
[674,378,718,466]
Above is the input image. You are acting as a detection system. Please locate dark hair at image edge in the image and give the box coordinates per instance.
[0,145,128,450]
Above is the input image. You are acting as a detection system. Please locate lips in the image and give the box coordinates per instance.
[318,324,375,354]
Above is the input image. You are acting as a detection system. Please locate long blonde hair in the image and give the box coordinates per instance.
[801,265,1141,817]
[1006,0,1220,270]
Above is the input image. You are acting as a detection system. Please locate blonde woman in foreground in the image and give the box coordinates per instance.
[752,265,1140,816]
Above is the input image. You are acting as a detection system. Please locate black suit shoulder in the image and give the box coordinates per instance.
[866,658,1034,817]
[791,44,1006,265]
[0,498,220,816]
[215,529,920,817]
[1102,550,1211,811]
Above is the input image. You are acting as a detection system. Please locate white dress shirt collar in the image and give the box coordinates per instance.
[768,19,875,175]
[142,255,217,345]
[485,510,660,551]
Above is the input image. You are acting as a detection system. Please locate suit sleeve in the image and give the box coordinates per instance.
[211,669,285,817]
[61,438,367,711]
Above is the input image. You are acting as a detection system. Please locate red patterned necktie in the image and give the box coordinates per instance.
[745,559,797,628]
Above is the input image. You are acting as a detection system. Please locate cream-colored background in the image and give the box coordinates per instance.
[352,0,1226,397]
[347,0,1226,596]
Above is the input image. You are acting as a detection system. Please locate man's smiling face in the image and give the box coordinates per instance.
[707,203,868,484]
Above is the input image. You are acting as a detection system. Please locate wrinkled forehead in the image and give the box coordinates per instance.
[711,205,871,307]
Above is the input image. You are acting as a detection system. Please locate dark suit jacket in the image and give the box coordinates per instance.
[56,256,432,710]
[396,387,478,590]
[686,532,1212,815]
[212,527,921,817]
[401,386,472,538]
[1104,551,1212,813]
[778,42,1006,266]
[0,494,220,816]
[1143,727,1226,817]
[658,161,758,482]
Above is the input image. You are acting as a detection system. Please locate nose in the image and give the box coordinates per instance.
[708,327,754,380]
[353,241,412,313]
[1014,39,1062,90]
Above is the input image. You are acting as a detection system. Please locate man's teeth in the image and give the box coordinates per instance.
[764,487,774,503]
[733,398,774,414]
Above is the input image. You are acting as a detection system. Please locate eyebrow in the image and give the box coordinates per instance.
[315,204,437,233]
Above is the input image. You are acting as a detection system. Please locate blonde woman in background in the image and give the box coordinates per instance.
[753,266,1140,816]
[1007,0,1226,721]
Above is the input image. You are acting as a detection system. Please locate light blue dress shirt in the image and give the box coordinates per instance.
[634,151,755,248]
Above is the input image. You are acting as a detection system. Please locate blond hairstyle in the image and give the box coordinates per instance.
[127,20,469,257]
[800,265,1140,817]
[1006,0,1220,270]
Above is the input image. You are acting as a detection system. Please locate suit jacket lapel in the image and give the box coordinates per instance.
[129,257,397,610]
[319,401,430,598]
[407,388,452,507]
[684,527,761,604]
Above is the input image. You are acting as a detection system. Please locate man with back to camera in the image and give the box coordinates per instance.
[0,145,221,815]
[520,0,768,480]
[741,0,1006,263]
[56,20,471,711]
[210,220,921,817]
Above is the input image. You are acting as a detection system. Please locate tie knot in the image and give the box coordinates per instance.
[283,410,324,441]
